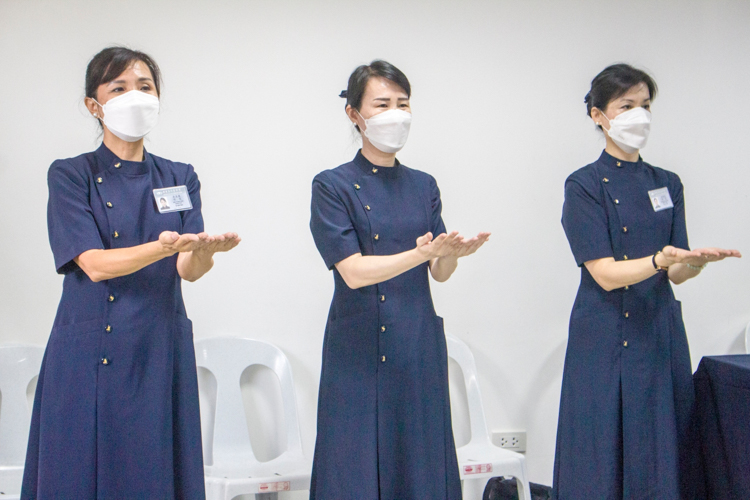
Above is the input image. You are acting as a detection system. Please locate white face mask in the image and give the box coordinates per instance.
[600,106,651,155]
[358,109,412,154]
[95,90,160,143]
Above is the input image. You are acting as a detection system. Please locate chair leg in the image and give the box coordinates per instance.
[461,477,489,499]
[516,476,532,500]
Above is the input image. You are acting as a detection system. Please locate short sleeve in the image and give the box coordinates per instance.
[47,161,104,274]
[669,175,689,250]
[310,173,362,270]
[428,175,447,237]
[561,177,613,266]
[180,164,204,235]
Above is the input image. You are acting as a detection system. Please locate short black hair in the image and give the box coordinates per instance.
[341,60,411,112]
[85,46,162,101]
[585,63,657,117]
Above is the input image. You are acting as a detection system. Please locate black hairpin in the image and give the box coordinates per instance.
[339,90,348,98]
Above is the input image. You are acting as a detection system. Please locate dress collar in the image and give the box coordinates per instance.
[353,149,401,178]
[597,149,642,170]
[95,142,152,175]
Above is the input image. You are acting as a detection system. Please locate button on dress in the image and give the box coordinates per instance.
[553,151,698,500]
[309,151,462,500]
[22,143,206,499]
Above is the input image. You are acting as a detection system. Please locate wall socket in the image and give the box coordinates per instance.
[491,431,527,453]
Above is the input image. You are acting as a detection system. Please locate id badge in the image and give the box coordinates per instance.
[153,186,193,213]
[648,187,673,212]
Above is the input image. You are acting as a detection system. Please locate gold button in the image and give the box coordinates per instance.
[623,340,628,347]
[603,177,609,183]
[365,205,371,211]
[623,226,628,233]
[374,234,379,240]
[354,184,360,190]
[108,295,114,302]
[114,162,121,168]
[624,311,630,318]
[380,295,385,302]
[97,177,103,184]
[616,161,622,167]
[381,325,386,332]
[381,355,386,362]
[113,231,119,238]
[623,255,628,260]
[105,325,112,333]
[106,202,113,208]
[102,358,109,365]
[372,168,378,174]
[624,285,629,290]
[615,199,619,204]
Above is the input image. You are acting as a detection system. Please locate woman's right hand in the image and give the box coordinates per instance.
[657,245,742,267]
[158,231,210,254]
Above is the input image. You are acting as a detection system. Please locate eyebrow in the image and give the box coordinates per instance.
[109,77,154,84]
[373,97,409,101]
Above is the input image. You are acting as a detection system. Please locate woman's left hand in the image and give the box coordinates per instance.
[192,232,242,257]
[424,231,491,259]
[660,245,741,267]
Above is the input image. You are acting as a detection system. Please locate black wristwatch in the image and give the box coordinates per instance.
[652,251,669,272]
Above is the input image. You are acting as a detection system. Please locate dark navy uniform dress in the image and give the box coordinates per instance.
[553,151,698,500]
[309,151,462,500]
[22,143,206,499]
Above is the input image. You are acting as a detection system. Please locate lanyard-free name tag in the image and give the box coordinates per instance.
[648,187,673,212]
[153,186,193,213]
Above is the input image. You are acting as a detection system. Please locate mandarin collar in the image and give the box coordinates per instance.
[353,149,401,178]
[95,142,152,175]
[598,149,643,170]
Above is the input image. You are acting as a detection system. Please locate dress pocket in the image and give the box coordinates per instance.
[49,317,103,340]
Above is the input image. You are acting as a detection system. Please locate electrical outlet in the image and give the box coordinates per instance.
[492,431,527,453]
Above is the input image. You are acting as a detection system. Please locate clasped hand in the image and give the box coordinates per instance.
[658,245,741,267]
[159,231,241,256]
[415,231,491,260]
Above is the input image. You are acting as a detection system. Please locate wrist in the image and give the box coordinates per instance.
[653,251,669,271]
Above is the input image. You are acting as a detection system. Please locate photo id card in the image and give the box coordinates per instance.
[648,187,673,212]
[153,186,193,214]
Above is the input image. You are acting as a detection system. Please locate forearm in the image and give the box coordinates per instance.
[335,249,429,289]
[177,250,215,282]
[75,241,174,282]
[584,256,659,291]
[668,263,702,285]
[429,256,458,282]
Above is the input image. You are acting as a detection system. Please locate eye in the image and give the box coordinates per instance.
[643,104,651,111]
[622,104,632,110]
[112,87,124,93]
[140,85,152,91]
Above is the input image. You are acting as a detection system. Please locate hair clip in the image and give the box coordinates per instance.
[339,90,347,98]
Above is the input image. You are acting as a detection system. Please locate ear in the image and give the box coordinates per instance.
[85,96,101,119]
[345,104,362,129]
[590,107,604,127]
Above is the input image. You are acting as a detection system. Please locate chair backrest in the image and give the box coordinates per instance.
[745,321,750,354]
[194,337,303,470]
[0,344,44,465]
[445,334,492,447]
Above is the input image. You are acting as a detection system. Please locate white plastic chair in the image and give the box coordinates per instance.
[195,337,311,500]
[0,345,44,500]
[744,320,750,354]
[446,334,532,500]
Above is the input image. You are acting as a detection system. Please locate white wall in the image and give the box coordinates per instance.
[1,0,749,489]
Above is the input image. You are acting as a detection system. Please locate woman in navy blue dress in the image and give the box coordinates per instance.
[22,47,240,498]
[309,60,490,499]
[553,64,740,499]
